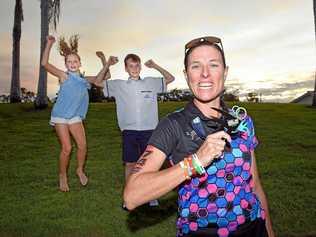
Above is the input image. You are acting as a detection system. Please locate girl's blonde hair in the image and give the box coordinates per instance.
[58,35,80,61]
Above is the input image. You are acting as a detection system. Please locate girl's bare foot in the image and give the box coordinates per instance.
[59,174,70,192]
[76,170,88,186]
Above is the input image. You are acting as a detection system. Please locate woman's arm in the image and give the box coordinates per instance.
[123,145,187,210]
[251,151,275,237]
[41,35,67,81]
[124,131,230,210]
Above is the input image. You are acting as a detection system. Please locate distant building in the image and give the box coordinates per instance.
[291,91,314,105]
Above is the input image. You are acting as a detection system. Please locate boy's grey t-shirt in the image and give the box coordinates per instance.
[103,77,166,131]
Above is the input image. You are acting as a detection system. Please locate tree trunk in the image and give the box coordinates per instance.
[34,0,49,109]
[10,0,23,103]
[313,0,316,106]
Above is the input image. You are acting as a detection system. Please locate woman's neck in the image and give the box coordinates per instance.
[193,98,221,118]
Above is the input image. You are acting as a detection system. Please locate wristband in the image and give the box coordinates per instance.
[184,158,192,177]
[192,153,206,175]
[179,160,191,180]
[187,156,197,176]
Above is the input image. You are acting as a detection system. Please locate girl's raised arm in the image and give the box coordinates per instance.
[41,35,67,81]
[86,56,118,87]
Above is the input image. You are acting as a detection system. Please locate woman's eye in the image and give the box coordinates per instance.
[191,64,200,69]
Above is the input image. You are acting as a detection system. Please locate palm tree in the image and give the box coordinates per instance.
[312,0,316,106]
[34,0,61,109]
[10,0,23,103]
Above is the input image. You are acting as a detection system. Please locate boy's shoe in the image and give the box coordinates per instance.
[149,199,159,207]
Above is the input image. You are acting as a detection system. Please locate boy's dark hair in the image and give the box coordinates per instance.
[124,54,141,66]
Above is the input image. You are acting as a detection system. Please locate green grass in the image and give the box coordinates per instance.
[0,102,315,237]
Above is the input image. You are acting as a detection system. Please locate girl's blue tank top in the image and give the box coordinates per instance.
[51,72,91,119]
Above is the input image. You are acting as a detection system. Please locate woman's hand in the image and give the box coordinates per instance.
[195,131,231,167]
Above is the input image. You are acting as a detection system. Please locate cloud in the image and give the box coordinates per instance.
[239,76,314,102]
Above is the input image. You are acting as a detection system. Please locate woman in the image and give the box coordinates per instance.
[124,36,274,237]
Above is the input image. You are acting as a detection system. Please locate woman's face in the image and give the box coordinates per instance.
[184,45,228,103]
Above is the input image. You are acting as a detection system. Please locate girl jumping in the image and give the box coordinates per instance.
[41,35,117,192]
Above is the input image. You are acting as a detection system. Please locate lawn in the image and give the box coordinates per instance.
[0,102,315,237]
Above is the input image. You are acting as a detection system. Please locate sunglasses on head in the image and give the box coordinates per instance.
[184,36,225,55]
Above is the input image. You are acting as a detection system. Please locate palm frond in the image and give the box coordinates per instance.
[48,0,61,30]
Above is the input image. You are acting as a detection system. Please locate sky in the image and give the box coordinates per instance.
[0,0,315,102]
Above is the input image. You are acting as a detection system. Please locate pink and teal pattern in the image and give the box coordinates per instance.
[176,116,265,237]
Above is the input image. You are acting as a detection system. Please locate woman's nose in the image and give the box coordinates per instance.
[202,65,209,78]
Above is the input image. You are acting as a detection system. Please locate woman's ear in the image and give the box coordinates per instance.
[183,69,188,83]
